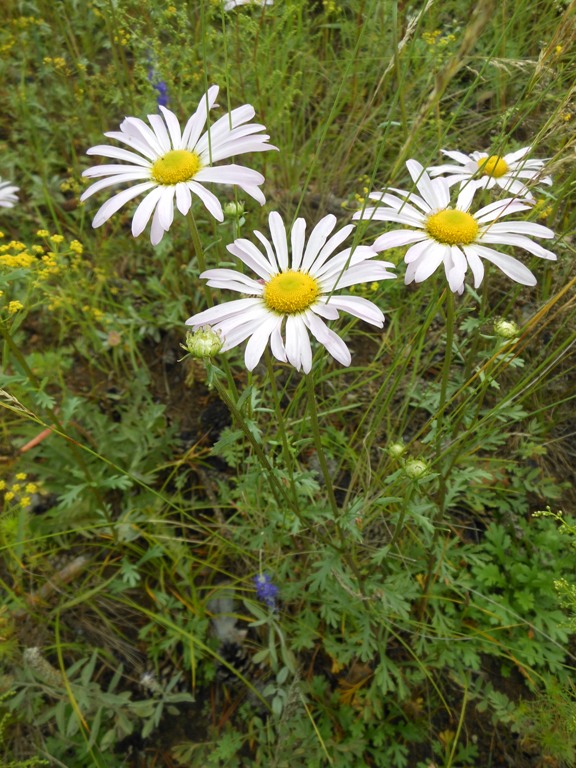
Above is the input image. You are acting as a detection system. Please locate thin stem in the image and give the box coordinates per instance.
[305,373,339,519]
[209,368,295,514]
[265,352,300,508]
[305,373,366,594]
[435,290,455,460]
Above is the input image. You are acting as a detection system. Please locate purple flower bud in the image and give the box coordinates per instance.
[253,572,278,610]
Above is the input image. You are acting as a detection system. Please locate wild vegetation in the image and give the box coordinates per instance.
[0,0,575,766]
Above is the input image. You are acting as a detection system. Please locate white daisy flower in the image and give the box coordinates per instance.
[186,211,396,373]
[223,0,273,10]
[81,85,277,245]
[354,160,556,294]
[427,146,552,200]
[0,178,19,209]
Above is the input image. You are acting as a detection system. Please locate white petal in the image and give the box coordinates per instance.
[244,314,282,370]
[150,205,166,245]
[324,295,384,327]
[480,232,557,260]
[85,144,152,166]
[321,261,395,290]
[227,239,275,278]
[308,224,355,275]
[462,245,485,288]
[175,183,192,216]
[132,186,165,236]
[242,184,266,205]
[441,149,473,165]
[504,146,531,164]
[300,215,337,272]
[194,164,265,187]
[413,243,447,282]
[290,218,307,271]
[202,268,263,294]
[187,181,224,221]
[148,113,172,153]
[158,106,183,148]
[304,312,351,367]
[484,221,554,239]
[285,316,312,372]
[91,182,156,228]
[469,244,537,285]
[312,300,340,320]
[404,238,436,264]
[270,325,287,362]
[182,85,219,149]
[80,174,154,201]
[186,298,263,328]
[156,187,175,230]
[406,159,449,209]
[121,116,165,157]
[446,246,467,293]
[268,211,289,271]
[373,230,427,251]
[354,207,425,228]
[475,198,531,223]
[83,164,152,179]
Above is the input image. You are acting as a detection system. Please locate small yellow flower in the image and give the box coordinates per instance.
[4,491,15,502]
[12,484,21,493]
[70,240,84,254]
[25,483,37,493]
[31,245,44,254]
[49,234,64,244]
[0,231,4,239]
[15,473,26,481]
[20,496,31,508]
[36,229,49,238]
[8,301,24,314]
[0,480,6,490]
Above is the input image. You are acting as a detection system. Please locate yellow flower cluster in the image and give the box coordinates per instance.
[322,0,338,12]
[8,300,23,314]
[0,473,38,510]
[0,240,36,269]
[422,29,457,47]
[11,16,44,30]
[43,56,69,72]
[113,29,130,46]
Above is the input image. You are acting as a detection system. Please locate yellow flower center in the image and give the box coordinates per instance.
[425,209,479,245]
[263,270,320,314]
[151,149,201,185]
[478,155,509,178]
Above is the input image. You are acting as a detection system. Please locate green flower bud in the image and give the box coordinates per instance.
[388,442,406,458]
[223,201,245,218]
[183,327,223,358]
[493,319,519,339]
[404,459,429,479]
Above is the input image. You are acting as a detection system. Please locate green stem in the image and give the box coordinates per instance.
[305,373,339,519]
[305,373,365,594]
[436,290,455,456]
[265,352,299,508]
[209,369,295,514]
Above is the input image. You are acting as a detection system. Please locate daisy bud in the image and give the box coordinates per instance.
[404,459,429,479]
[224,201,245,218]
[183,327,223,358]
[493,319,519,339]
[388,442,406,458]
